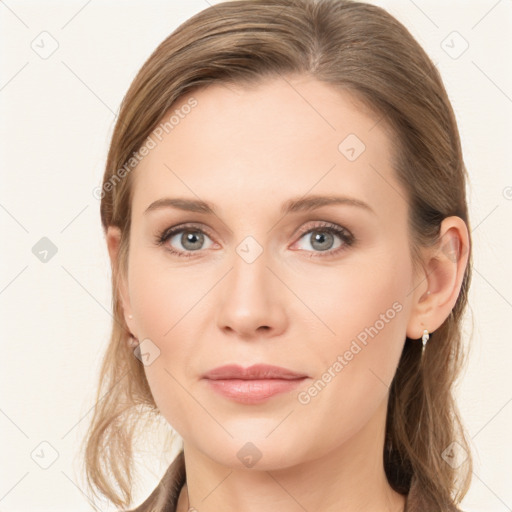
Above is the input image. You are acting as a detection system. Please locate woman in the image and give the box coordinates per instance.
[82,0,474,510]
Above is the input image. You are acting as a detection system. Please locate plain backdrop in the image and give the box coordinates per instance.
[1,1,511,511]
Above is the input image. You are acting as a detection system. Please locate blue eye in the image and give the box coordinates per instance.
[156,224,215,258]
[293,223,354,257]
[155,221,355,259]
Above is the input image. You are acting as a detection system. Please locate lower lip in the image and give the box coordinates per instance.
[204,378,307,404]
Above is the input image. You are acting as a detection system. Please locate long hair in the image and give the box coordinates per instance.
[81,0,473,509]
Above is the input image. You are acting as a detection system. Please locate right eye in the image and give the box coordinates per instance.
[156,224,216,258]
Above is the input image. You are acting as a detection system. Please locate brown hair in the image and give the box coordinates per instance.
[81,0,473,509]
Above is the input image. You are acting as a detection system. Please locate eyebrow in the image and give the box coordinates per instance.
[144,194,375,216]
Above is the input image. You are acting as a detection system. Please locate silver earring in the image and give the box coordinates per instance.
[421,329,429,354]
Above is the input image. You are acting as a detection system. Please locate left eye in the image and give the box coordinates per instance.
[293,226,352,254]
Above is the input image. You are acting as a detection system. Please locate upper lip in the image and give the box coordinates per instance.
[202,364,308,380]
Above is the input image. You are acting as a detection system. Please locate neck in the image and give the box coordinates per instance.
[176,402,406,512]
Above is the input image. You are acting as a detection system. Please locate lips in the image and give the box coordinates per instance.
[202,364,309,404]
[202,363,308,380]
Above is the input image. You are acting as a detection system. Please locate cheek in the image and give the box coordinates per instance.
[307,250,411,392]
[127,249,206,434]
[292,262,410,450]
[128,247,197,340]
[308,254,409,346]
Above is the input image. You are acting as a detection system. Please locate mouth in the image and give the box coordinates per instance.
[202,363,308,380]
[201,364,309,404]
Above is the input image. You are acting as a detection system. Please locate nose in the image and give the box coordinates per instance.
[215,246,288,340]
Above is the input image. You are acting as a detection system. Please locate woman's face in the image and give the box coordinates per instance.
[113,76,424,469]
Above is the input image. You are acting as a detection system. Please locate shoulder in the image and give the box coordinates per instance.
[115,451,186,512]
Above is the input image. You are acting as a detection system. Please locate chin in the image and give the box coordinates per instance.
[192,433,313,472]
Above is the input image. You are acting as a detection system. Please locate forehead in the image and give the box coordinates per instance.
[131,76,405,222]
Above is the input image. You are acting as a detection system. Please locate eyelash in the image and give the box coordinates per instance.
[154,221,355,259]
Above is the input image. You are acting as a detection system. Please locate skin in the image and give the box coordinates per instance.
[107,75,469,512]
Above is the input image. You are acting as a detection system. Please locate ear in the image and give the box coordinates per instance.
[106,226,134,333]
[406,216,470,340]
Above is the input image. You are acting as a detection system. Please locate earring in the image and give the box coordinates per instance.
[127,335,139,348]
[128,314,133,319]
[421,329,429,354]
